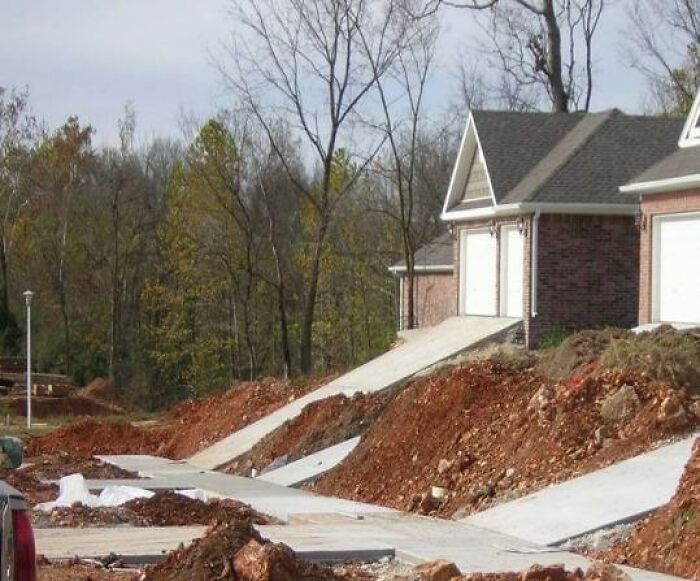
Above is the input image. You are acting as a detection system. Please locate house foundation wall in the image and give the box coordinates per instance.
[638,188,700,324]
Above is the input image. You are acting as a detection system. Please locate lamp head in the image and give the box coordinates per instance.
[23,290,34,305]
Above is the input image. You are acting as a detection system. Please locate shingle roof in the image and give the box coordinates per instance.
[624,146,700,186]
[391,232,453,271]
[470,109,684,206]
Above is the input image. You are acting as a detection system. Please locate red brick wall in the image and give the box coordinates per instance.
[400,272,457,329]
[527,214,640,346]
[638,188,700,324]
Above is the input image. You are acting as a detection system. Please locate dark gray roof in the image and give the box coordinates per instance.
[472,110,584,203]
[471,109,684,206]
[625,146,700,186]
[391,232,453,271]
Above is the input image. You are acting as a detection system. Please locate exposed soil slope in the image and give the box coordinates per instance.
[310,361,698,518]
[25,375,331,460]
[225,388,396,475]
[601,439,699,579]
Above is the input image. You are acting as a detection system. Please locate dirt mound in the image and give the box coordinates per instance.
[0,469,57,507]
[76,377,128,410]
[537,328,630,380]
[159,376,328,459]
[25,418,166,458]
[225,388,396,476]
[32,504,136,528]
[9,395,125,418]
[458,562,630,581]
[21,454,137,480]
[601,439,699,579]
[599,326,700,393]
[38,559,138,580]
[142,520,339,581]
[122,491,273,527]
[310,361,698,518]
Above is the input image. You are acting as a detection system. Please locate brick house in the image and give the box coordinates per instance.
[620,92,700,326]
[393,109,683,347]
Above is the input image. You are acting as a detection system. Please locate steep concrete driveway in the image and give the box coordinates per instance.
[463,435,698,546]
[188,316,519,469]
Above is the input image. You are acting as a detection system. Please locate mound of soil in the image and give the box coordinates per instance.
[21,453,137,480]
[458,562,629,581]
[158,376,328,459]
[601,439,699,579]
[122,491,274,527]
[142,520,339,581]
[25,418,166,458]
[225,388,396,476]
[537,328,630,380]
[76,377,128,410]
[310,361,698,518]
[32,504,136,528]
[9,395,125,418]
[38,560,138,580]
[0,469,57,506]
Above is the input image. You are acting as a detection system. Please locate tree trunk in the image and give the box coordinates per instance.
[543,0,568,112]
[299,217,328,373]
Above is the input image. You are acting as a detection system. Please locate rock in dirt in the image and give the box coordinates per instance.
[414,559,461,581]
[656,393,689,430]
[233,539,299,581]
[459,563,630,581]
[600,385,640,424]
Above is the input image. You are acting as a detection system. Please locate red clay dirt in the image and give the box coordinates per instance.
[142,520,343,581]
[599,439,700,579]
[310,361,698,518]
[0,468,57,506]
[457,562,631,581]
[21,453,137,480]
[224,388,396,475]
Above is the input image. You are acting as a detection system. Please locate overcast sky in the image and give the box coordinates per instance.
[2,0,645,146]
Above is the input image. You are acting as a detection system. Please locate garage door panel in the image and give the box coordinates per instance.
[460,229,497,316]
[654,214,700,324]
[501,226,524,318]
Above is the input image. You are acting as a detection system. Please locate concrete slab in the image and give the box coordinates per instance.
[188,316,520,469]
[464,435,698,546]
[34,526,205,564]
[97,455,207,478]
[257,437,361,487]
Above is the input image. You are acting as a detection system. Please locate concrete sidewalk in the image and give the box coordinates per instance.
[79,453,684,579]
[464,435,698,546]
[257,437,361,487]
[187,316,520,469]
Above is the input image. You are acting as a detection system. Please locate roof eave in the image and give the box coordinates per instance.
[442,202,637,221]
[620,174,700,196]
[388,265,453,274]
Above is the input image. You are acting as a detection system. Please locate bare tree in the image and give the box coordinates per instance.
[427,0,605,112]
[221,0,406,372]
[627,0,700,115]
[362,7,439,329]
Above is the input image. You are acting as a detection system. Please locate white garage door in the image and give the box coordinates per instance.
[460,229,497,316]
[500,225,524,318]
[653,213,700,324]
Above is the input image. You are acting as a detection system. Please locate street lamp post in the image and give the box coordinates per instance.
[23,291,34,430]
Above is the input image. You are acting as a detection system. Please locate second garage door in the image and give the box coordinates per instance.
[653,213,700,324]
[460,229,497,316]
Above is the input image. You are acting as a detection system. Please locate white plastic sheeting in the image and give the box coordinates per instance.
[36,473,209,511]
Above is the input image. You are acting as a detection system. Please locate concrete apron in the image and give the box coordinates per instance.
[41,450,688,579]
[187,316,521,470]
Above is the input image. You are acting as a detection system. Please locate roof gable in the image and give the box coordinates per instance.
[679,90,700,148]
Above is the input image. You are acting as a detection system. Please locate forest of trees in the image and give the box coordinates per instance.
[1,0,697,408]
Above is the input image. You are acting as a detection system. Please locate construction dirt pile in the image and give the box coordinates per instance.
[38,559,138,580]
[0,468,56,506]
[25,418,166,458]
[32,491,274,529]
[538,326,700,393]
[9,394,125,418]
[310,361,699,518]
[224,388,396,476]
[141,520,344,581]
[455,562,633,581]
[599,439,699,579]
[21,453,137,480]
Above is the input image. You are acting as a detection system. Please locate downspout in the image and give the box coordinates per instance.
[531,210,541,318]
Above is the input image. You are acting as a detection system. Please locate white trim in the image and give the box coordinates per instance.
[441,113,496,217]
[442,202,637,222]
[620,174,700,195]
[388,265,453,274]
[651,211,700,324]
[679,90,700,148]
